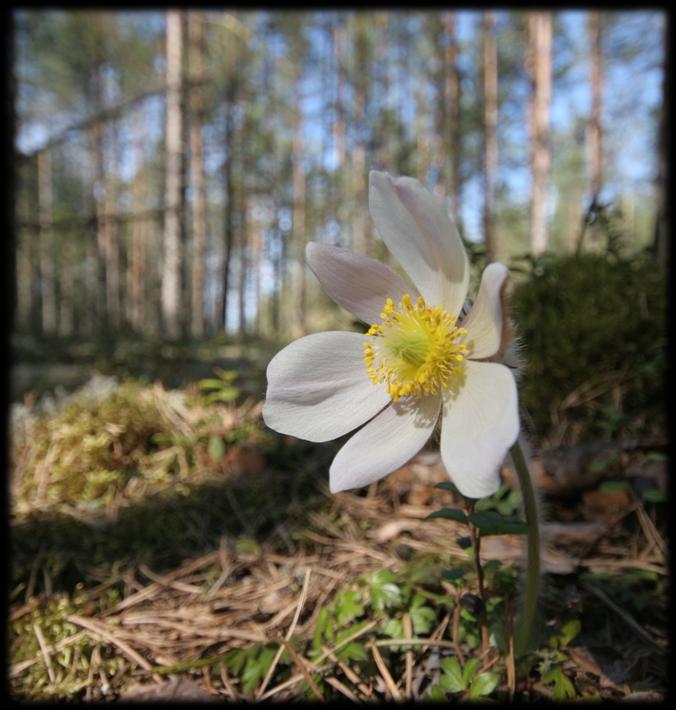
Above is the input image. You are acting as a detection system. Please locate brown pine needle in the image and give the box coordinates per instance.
[32,623,56,684]
[256,568,311,699]
[370,641,402,701]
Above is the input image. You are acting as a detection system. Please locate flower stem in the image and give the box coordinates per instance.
[510,438,540,656]
[465,500,490,654]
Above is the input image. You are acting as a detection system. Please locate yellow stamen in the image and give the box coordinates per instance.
[363,293,468,400]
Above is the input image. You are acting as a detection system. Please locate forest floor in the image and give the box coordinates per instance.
[8,338,669,702]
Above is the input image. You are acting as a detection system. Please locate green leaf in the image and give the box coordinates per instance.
[336,641,367,663]
[542,667,576,700]
[439,656,466,693]
[312,607,333,650]
[207,435,226,461]
[468,671,500,698]
[462,657,481,686]
[559,619,581,646]
[383,618,404,639]
[370,570,403,611]
[411,605,436,635]
[642,488,667,503]
[599,480,630,494]
[336,589,364,626]
[442,568,465,582]
[199,378,230,390]
[426,508,469,524]
[241,646,276,694]
[424,684,448,701]
[467,510,528,536]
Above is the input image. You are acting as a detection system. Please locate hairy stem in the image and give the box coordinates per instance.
[510,438,540,655]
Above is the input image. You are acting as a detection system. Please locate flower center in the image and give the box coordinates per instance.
[363,293,468,401]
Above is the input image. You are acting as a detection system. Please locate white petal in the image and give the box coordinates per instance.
[305,242,416,324]
[369,171,469,315]
[440,361,520,499]
[462,262,509,360]
[329,394,441,493]
[263,331,391,442]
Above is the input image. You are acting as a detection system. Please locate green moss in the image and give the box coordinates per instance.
[511,250,666,443]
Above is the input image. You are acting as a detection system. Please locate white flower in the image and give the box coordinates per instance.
[263,171,520,499]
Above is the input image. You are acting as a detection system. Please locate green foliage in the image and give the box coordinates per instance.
[430,655,500,700]
[511,249,666,443]
[197,368,240,404]
[10,589,124,700]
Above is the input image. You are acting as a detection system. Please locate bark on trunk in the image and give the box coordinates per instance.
[220,80,237,334]
[238,190,248,336]
[189,11,207,337]
[161,10,184,339]
[129,109,148,333]
[526,12,553,255]
[444,13,463,230]
[652,15,668,266]
[292,86,307,335]
[38,150,57,335]
[482,12,499,262]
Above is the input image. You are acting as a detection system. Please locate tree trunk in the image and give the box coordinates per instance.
[526,12,553,255]
[37,150,57,335]
[416,86,429,183]
[105,123,121,329]
[252,209,262,336]
[220,79,237,334]
[58,236,75,337]
[587,12,603,201]
[351,16,369,256]
[652,14,668,266]
[189,11,207,337]
[482,12,499,262]
[445,13,462,230]
[92,119,108,329]
[292,84,307,335]
[161,9,184,339]
[238,189,248,337]
[16,174,34,333]
[129,108,147,333]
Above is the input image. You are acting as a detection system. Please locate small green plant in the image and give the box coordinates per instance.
[426,655,500,700]
[198,368,240,404]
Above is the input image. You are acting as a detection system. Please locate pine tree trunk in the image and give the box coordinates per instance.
[129,109,147,333]
[16,176,34,333]
[351,17,369,256]
[587,12,603,201]
[58,240,75,337]
[238,189,248,336]
[92,118,108,330]
[482,12,499,262]
[252,211,262,336]
[105,123,121,330]
[652,15,668,266]
[161,10,184,339]
[526,12,553,256]
[220,80,237,335]
[292,85,307,335]
[38,150,57,335]
[445,13,463,230]
[416,87,429,183]
[574,12,604,254]
[189,11,207,338]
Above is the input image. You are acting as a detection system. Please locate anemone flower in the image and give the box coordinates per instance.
[263,171,520,499]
